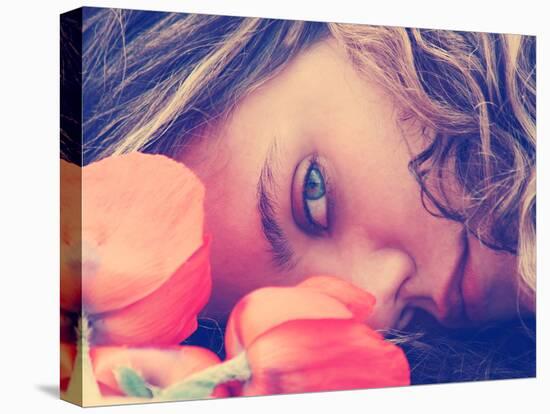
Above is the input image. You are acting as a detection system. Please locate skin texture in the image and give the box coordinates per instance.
[178,38,524,331]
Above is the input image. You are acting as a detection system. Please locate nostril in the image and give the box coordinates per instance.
[395,306,416,331]
[394,275,413,306]
[352,248,416,304]
[373,248,417,305]
[347,247,417,331]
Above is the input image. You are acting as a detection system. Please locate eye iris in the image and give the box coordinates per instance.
[304,167,325,200]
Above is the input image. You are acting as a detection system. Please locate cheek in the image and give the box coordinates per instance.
[290,238,350,281]
[200,170,300,316]
[203,185,264,301]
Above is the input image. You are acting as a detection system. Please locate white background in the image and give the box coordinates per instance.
[0,0,547,412]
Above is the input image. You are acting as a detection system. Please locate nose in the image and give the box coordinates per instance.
[347,247,416,331]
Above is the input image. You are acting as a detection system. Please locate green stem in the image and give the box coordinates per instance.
[158,352,251,400]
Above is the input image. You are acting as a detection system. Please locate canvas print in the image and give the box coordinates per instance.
[60,6,536,407]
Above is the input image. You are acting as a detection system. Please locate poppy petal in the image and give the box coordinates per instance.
[76,152,205,314]
[297,276,376,322]
[91,238,211,346]
[60,342,77,392]
[244,318,410,395]
[60,160,83,311]
[225,286,353,358]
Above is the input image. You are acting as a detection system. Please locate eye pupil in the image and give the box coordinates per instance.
[304,167,326,200]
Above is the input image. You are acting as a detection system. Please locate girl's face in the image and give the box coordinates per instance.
[179,38,523,330]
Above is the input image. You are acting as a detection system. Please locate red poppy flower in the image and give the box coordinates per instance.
[225,286,354,357]
[223,276,410,395]
[225,276,376,358]
[60,153,210,345]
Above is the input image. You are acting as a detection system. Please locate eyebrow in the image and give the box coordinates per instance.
[257,138,298,271]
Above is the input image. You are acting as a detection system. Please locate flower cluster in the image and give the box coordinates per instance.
[60,153,410,406]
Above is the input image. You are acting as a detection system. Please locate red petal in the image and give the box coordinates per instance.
[225,286,353,358]
[68,153,205,314]
[244,318,410,396]
[60,160,83,311]
[91,238,211,346]
[60,342,76,392]
[297,276,376,322]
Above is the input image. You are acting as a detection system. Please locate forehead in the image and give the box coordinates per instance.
[239,38,384,119]
[217,37,405,154]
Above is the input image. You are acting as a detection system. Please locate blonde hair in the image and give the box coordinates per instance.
[72,9,535,311]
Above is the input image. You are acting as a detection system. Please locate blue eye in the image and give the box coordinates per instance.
[303,163,328,230]
[304,167,326,200]
[291,155,332,235]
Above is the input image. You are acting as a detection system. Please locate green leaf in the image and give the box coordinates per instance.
[114,367,154,398]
